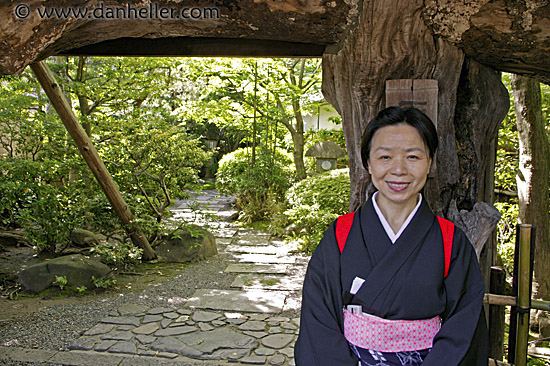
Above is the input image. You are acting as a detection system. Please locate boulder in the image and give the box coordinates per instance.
[538,312,550,339]
[155,226,217,263]
[70,228,100,247]
[18,254,111,293]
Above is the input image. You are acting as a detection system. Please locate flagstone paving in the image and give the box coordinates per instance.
[58,189,306,366]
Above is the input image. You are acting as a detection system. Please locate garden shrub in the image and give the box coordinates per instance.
[90,241,143,269]
[494,201,519,278]
[283,168,350,254]
[216,147,295,222]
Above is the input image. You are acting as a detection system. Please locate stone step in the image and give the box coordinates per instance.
[231,274,303,291]
[224,264,289,274]
[232,238,271,246]
[185,289,287,313]
[225,245,292,255]
[236,254,296,264]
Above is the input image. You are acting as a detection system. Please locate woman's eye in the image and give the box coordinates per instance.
[407,155,419,160]
[379,155,390,160]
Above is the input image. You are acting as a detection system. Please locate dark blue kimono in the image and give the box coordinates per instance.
[295,197,488,365]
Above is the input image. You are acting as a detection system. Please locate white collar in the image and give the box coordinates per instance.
[370,192,423,244]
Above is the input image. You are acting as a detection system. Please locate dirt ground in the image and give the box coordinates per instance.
[0,244,187,322]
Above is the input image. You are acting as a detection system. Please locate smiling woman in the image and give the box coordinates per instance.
[360,108,436,234]
[295,107,488,366]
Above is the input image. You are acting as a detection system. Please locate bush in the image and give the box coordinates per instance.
[216,147,295,222]
[283,168,350,254]
[495,201,519,278]
[91,241,143,269]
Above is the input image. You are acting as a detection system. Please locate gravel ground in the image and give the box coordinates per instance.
[0,252,238,352]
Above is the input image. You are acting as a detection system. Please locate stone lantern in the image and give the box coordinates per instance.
[305,141,347,173]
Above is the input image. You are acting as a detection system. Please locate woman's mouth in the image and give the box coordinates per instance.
[387,181,410,192]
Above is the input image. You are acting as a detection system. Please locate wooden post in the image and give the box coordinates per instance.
[489,266,506,361]
[30,61,156,261]
[514,224,535,366]
[386,79,438,174]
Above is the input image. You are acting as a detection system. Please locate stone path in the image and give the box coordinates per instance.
[3,189,307,366]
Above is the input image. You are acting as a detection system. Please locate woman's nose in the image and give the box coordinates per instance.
[390,157,407,175]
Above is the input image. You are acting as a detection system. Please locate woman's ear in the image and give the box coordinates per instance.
[428,157,435,176]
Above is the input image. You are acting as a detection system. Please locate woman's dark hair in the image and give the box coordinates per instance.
[360,106,438,170]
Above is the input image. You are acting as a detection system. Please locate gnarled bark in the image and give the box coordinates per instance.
[511,75,550,309]
[322,0,509,284]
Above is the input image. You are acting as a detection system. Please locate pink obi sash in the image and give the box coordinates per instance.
[343,308,441,352]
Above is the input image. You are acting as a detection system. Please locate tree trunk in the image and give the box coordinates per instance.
[292,99,306,180]
[30,61,157,261]
[511,75,550,314]
[76,56,92,137]
[321,0,508,283]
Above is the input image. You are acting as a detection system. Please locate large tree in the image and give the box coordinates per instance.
[322,1,509,283]
[185,58,323,180]
[511,75,550,333]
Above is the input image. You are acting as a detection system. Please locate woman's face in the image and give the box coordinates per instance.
[367,123,432,211]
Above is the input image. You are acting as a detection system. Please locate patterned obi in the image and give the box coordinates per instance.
[343,308,441,353]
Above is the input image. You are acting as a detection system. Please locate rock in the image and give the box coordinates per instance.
[240,355,267,364]
[177,328,258,358]
[94,340,117,352]
[70,228,100,247]
[270,353,286,366]
[538,312,550,338]
[192,311,221,323]
[238,320,266,332]
[132,323,159,335]
[155,225,217,263]
[18,254,111,293]
[147,307,174,315]
[226,211,239,221]
[155,326,197,336]
[107,340,137,355]
[100,317,141,327]
[261,334,294,349]
[84,324,115,336]
[135,335,156,344]
[143,315,163,323]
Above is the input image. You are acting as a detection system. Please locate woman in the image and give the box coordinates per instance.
[295,107,488,365]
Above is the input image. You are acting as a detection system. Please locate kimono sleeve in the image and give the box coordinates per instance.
[422,227,488,366]
[294,223,359,366]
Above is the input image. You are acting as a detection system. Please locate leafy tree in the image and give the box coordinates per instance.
[182,58,323,179]
[0,57,209,255]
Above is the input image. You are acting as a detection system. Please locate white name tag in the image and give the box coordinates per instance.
[350,276,365,295]
[347,305,363,315]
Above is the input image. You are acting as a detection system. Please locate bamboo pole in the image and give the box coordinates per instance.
[515,224,534,366]
[30,61,156,261]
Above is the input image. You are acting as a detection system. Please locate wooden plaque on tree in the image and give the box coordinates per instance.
[386,79,438,174]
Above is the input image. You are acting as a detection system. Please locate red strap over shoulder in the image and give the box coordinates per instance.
[437,216,455,278]
[336,212,454,279]
[336,212,355,254]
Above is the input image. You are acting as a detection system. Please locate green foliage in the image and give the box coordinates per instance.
[91,276,117,289]
[494,201,519,276]
[0,158,89,253]
[53,275,68,290]
[90,241,143,269]
[495,74,520,193]
[282,168,350,254]
[216,147,295,222]
[76,286,87,293]
[0,57,211,253]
